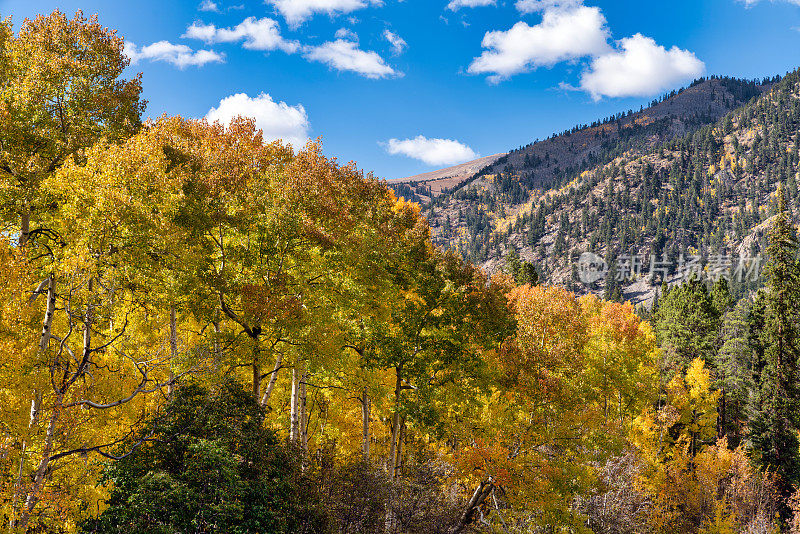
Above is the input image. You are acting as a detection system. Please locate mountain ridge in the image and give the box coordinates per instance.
[389,71,799,306]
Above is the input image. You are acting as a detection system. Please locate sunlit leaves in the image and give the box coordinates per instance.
[0,10,144,230]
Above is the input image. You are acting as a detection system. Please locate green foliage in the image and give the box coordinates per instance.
[81,381,326,534]
[746,186,800,504]
[653,277,721,372]
[716,299,753,446]
[504,248,539,286]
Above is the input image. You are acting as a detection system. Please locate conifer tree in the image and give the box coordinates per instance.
[711,277,735,316]
[716,298,753,445]
[653,276,720,371]
[747,185,800,505]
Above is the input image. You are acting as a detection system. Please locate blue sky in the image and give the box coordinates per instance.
[1,0,799,179]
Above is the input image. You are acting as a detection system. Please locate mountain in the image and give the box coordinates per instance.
[392,153,506,202]
[389,72,799,306]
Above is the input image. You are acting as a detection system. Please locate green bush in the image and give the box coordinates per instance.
[81,381,326,534]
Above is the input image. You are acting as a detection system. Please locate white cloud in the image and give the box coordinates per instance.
[206,92,310,146]
[199,0,220,11]
[184,17,299,53]
[467,5,610,82]
[124,41,224,68]
[579,33,705,100]
[515,0,582,13]
[385,136,478,166]
[267,0,380,27]
[383,30,407,54]
[446,0,496,11]
[303,39,397,78]
[739,0,800,7]
[335,27,359,40]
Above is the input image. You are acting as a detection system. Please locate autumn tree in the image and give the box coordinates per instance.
[3,120,221,530]
[455,286,658,532]
[0,11,150,530]
[633,359,780,533]
[368,245,512,480]
[0,10,144,244]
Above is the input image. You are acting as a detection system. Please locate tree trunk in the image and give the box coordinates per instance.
[39,277,56,352]
[29,392,42,427]
[212,319,221,369]
[300,371,308,454]
[718,388,726,439]
[14,393,64,532]
[252,339,261,400]
[83,279,93,360]
[19,210,30,248]
[362,387,371,461]
[396,417,405,476]
[168,305,177,396]
[384,369,403,534]
[290,367,299,443]
[12,275,53,529]
[388,368,402,479]
[448,478,495,534]
[259,352,283,408]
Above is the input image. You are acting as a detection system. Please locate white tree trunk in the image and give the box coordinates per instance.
[290,367,299,443]
[259,352,283,408]
[300,371,308,453]
[362,387,370,461]
[39,277,56,352]
[15,393,63,532]
[388,369,402,479]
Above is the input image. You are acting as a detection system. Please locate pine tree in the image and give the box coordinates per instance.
[716,298,753,446]
[653,276,720,371]
[747,185,800,505]
[711,278,735,316]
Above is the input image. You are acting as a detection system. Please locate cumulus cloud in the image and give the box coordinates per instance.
[467,5,610,82]
[579,33,704,100]
[303,39,397,78]
[206,92,310,146]
[184,17,299,53]
[335,27,359,40]
[199,0,220,11]
[266,0,380,27]
[514,0,582,13]
[447,0,496,11]
[124,41,224,68]
[385,136,478,166]
[383,30,407,54]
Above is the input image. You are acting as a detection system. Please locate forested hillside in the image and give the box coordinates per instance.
[484,69,800,305]
[4,10,800,534]
[395,73,798,306]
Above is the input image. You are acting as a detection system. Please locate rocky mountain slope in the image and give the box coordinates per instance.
[391,72,800,306]
[394,153,506,199]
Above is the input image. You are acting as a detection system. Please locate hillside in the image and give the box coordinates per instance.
[395,73,799,306]
[394,153,506,199]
